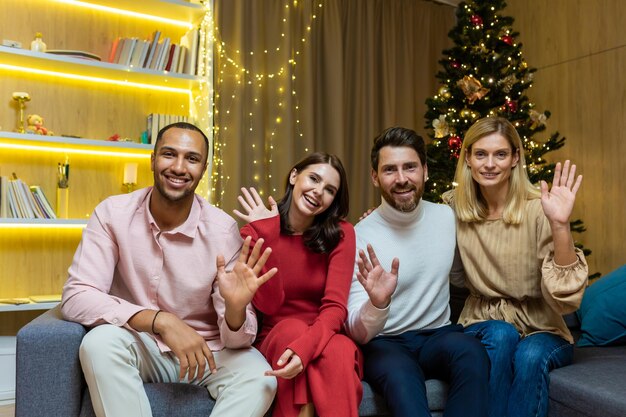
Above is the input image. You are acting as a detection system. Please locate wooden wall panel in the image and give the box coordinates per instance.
[506,0,625,276]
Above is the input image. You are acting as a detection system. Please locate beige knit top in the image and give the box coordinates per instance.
[443,192,588,343]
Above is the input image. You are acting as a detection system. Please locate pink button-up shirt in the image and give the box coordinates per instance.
[61,187,257,351]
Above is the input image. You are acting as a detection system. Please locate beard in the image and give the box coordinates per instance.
[380,184,423,212]
[153,172,195,203]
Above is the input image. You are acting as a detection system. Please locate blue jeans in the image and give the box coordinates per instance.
[465,320,573,417]
[361,324,489,417]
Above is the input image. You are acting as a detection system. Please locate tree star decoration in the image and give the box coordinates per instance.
[529,109,547,129]
[456,75,490,104]
[432,115,450,138]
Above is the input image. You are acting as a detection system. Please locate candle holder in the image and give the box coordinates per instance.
[56,186,69,219]
[123,162,138,193]
[12,92,31,133]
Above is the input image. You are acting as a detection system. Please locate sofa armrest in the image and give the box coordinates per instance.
[16,306,87,417]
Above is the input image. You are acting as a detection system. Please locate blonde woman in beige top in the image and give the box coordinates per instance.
[443,117,588,417]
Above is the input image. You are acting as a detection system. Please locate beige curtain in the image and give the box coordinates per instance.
[213,0,454,222]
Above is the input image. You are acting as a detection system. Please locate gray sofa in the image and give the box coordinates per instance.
[547,314,626,417]
[17,295,625,417]
[14,306,448,417]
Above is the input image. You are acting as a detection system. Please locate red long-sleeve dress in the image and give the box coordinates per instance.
[241,216,363,417]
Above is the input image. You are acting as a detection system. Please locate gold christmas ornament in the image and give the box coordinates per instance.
[438,85,451,99]
[460,108,472,118]
[456,75,490,104]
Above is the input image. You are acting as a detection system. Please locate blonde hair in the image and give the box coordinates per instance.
[453,117,540,224]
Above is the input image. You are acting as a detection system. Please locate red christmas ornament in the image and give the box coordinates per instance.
[503,100,518,112]
[450,60,460,69]
[448,135,462,150]
[501,35,514,45]
[470,15,483,26]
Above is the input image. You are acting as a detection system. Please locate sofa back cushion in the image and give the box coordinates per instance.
[576,264,626,347]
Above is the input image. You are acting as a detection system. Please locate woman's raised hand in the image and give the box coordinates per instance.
[540,160,583,226]
[233,187,279,224]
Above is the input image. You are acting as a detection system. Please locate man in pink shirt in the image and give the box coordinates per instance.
[61,122,278,417]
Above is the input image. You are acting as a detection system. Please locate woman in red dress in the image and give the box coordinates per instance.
[234,152,362,417]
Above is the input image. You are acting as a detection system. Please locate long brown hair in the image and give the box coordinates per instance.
[278,152,349,253]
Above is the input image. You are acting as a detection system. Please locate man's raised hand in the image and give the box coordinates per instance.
[217,236,277,328]
[356,244,399,309]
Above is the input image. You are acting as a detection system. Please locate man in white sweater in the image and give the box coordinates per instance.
[346,127,488,417]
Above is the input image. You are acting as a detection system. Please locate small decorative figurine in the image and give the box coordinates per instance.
[26,114,54,136]
[30,32,47,52]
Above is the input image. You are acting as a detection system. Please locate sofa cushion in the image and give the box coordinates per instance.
[79,379,447,417]
[358,379,448,416]
[548,344,626,417]
[80,383,216,417]
[576,264,626,347]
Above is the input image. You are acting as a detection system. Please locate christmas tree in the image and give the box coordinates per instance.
[424,0,592,260]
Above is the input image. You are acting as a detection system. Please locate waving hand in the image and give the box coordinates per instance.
[540,160,582,226]
[233,187,278,224]
[356,244,399,309]
[217,236,277,329]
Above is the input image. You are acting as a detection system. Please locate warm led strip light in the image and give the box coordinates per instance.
[0,63,191,94]
[0,221,87,229]
[0,142,152,158]
[54,0,193,28]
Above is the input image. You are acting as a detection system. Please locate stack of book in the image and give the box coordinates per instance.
[0,175,56,219]
[108,27,201,75]
[147,114,191,144]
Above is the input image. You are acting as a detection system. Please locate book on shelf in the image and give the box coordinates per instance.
[149,40,164,70]
[17,179,45,219]
[108,37,121,63]
[129,39,149,68]
[118,37,138,66]
[0,176,8,218]
[180,27,199,75]
[147,113,189,144]
[144,30,161,69]
[176,47,187,73]
[8,179,34,218]
[155,37,171,71]
[0,175,56,219]
[30,186,57,219]
[107,31,192,73]
[165,44,177,72]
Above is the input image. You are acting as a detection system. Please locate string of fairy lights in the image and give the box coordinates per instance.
[200,0,323,205]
